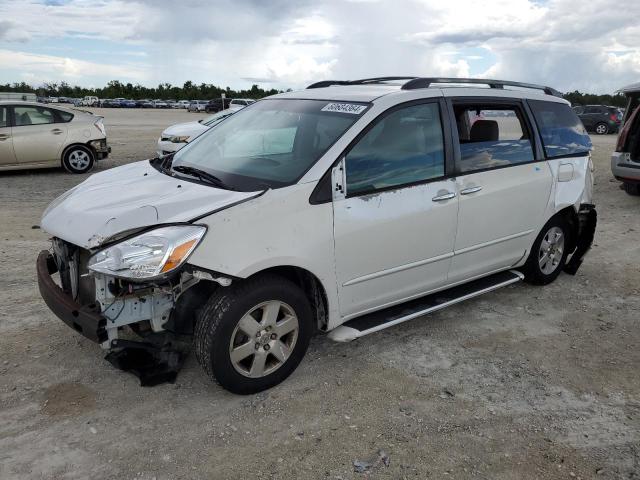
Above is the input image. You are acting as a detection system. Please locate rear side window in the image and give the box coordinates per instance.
[528,100,592,158]
[453,103,535,173]
[0,107,7,127]
[56,110,73,123]
[14,106,55,126]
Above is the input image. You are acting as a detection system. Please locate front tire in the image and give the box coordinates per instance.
[62,145,95,174]
[522,215,570,285]
[594,122,608,135]
[194,274,313,394]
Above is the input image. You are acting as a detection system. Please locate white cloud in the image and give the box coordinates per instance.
[0,49,148,83]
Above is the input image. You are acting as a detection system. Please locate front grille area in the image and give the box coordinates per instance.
[51,238,96,305]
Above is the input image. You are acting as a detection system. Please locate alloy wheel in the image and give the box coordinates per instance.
[538,226,565,275]
[68,149,91,171]
[229,300,299,378]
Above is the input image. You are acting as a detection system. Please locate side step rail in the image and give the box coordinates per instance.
[328,270,524,342]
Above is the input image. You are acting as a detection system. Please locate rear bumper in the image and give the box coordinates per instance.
[611,152,640,182]
[90,139,110,160]
[37,250,107,343]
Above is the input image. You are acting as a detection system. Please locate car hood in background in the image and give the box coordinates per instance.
[41,160,261,249]
[161,121,208,139]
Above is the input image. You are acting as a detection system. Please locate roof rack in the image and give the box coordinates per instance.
[306,77,418,89]
[306,76,562,96]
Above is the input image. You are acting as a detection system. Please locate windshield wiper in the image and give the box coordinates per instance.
[172,165,234,190]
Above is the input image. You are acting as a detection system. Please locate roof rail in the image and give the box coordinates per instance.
[306,76,562,96]
[401,77,562,96]
[306,76,417,89]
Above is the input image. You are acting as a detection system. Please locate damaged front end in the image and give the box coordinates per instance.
[37,228,227,385]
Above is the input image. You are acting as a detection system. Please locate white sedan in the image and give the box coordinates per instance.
[156,106,242,156]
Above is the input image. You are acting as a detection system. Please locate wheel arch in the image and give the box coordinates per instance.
[60,142,96,166]
[246,266,330,331]
[552,205,580,254]
[171,265,331,335]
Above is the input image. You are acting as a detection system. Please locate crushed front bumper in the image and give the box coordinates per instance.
[36,250,107,343]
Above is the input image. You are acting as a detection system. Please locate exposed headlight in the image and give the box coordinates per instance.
[88,225,206,280]
[169,135,190,143]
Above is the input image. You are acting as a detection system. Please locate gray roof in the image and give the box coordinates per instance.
[618,82,640,94]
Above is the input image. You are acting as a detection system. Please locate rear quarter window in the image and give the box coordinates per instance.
[528,100,592,158]
[56,110,74,123]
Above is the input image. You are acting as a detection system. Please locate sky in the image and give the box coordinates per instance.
[0,0,639,94]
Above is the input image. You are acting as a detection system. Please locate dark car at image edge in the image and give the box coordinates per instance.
[573,104,622,135]
[611,83,640,195]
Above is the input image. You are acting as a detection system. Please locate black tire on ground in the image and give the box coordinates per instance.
[194,273,313,394]
[62,145,95,174]
[521,215,571,285]
[623,182,640,196]
[594,122,609,135]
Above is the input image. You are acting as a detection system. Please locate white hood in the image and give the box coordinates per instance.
[162,121,208,139]
[41,160,260,249]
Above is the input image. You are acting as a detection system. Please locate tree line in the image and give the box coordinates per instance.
[563,90,627,107]
[0,80,286,100]
[0,80,629,106]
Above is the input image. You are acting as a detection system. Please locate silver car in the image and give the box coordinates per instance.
[611,82,640,195]
[0,101,109,173]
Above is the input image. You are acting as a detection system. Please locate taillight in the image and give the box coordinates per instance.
[610,113,618,122]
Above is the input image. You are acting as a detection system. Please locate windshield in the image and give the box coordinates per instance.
[171,98,368,190]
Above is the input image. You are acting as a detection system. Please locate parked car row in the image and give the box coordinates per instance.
[188,98,255,113]
[98,98,187,109]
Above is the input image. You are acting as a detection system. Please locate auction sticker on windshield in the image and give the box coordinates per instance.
[321,103,368,114]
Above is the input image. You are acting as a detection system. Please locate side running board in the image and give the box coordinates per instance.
[328,270,524,342]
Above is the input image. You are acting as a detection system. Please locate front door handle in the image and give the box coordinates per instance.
[51,128,63,135]
[432,191,456,202]
[460,185,482,195]
[0,134,9,141]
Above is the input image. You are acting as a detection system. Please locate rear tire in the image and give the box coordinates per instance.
[623,182,640,196]
[522,215,570,285]
[62,145,95,174]
[594,122,608,135]
[194,274,313,394]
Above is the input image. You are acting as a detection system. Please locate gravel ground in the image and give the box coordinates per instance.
[0,108,638,480]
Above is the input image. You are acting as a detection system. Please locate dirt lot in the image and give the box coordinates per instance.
[0,108,638,480]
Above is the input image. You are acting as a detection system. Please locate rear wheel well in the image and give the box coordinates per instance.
[555,206,579,254]
[247,266,329,332]
[61,143,95,164]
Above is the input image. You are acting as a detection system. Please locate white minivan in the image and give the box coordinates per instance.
[37,77,596,393]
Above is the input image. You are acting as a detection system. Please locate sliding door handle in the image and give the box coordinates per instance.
[432,191,456,202]
[460,185,482,195]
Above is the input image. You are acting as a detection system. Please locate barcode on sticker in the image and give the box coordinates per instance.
[321,103,367,114]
